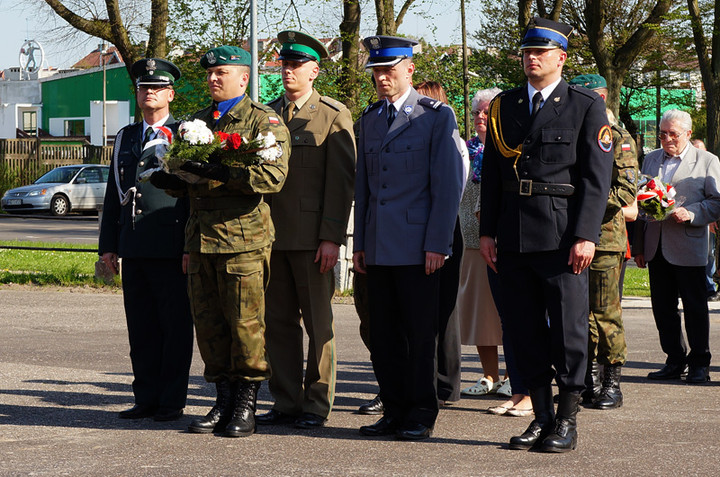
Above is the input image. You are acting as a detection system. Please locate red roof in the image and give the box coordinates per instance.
[72,46,123,69]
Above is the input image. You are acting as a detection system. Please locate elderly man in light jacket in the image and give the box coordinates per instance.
[634,109,720,384]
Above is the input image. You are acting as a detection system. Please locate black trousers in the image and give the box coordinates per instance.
[496,249,588,392]
[436,219,463,402]
[122,258,194,409]
[367,264,439,428]
[648,251,711,367]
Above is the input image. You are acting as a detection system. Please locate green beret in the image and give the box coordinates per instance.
[200,46,251,68]
[277,30,329,62]
[131,58,181,86]
[569,74,607,90]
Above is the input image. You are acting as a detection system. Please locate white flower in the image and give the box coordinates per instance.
[258,144,282,162]
[257,131,277,148]
[179,119,214,145]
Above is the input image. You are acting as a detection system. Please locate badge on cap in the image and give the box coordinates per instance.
[288,31,296,41]
[206,52,216,64]
[598,125,612,152]
[146,59,156,75]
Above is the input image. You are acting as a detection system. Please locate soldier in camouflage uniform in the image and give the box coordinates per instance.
[151,45,290,437]
[568,75,638,410]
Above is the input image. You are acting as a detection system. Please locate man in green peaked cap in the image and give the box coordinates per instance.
[257,30,355,431]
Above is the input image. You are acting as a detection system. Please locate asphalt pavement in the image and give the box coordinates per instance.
[1,286,720,476]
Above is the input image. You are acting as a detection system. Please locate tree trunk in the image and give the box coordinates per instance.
[340,0,362,111]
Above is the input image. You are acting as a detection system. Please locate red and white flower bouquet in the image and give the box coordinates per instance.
[636,175,681,221]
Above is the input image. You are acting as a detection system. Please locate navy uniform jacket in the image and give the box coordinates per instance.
[99,119,188,258]
[354,88,465,266]
[479,80,613,252]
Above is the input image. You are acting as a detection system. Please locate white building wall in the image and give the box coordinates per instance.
[89,100,131,145]
[0,77,42,138]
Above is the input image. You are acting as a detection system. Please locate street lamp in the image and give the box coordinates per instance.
[100,43,108,147]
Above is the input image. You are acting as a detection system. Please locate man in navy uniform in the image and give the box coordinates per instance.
[99,58,193,422]
[479,18,613,452]
[353,36,465,440]
[258,31,355,429]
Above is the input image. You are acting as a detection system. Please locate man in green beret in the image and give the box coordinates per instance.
[257,31,355,430]
[151,45,290,438]
[568,74,638,410]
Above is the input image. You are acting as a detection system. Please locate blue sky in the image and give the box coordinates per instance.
[0,1,476,71]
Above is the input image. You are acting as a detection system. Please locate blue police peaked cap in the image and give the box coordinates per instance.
[520,17,573,51]
[363,36,419,68]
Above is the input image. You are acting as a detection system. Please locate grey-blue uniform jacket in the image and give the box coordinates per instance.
[479,80,613,251]
[99,119,188,258]
[354,88,465,266]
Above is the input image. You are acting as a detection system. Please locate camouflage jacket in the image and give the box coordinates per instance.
[598,124,638,252]
[183,95,290,253]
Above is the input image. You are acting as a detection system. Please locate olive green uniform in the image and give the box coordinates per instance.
[264,90,355,418]
[588,124,638,365]
[184,95,290,383]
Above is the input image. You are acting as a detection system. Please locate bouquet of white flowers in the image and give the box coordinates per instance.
[140,119,283,184]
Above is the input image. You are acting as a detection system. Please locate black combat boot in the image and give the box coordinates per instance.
[224,381,260,438]
[593,364,623,410]
[188,380,234,434]
[581,361,601,405]
[509,386,555,450]
[540,391,580,453]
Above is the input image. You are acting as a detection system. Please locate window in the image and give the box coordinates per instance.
[64,119,85,136]
[22,111,37,135]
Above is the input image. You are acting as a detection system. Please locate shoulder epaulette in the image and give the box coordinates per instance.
[251,101,275,113]
[362,100,384,115]
[320,95,347,112]
[568,84,598,100]
[418,96,443,110]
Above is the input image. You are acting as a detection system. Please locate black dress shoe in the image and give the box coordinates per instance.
[396,422,433,441]
[359,416,399,436]
[647,363,688,380]
[358,395,384,415]
[708,291,720,301]
[294,412,327,429]
[118,404,156,419]
[685,366,710,384]
[154,408,183,422]
[255,409,296,425]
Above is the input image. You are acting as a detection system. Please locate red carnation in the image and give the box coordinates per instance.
[647,179,657,190]
[230,133,243,150]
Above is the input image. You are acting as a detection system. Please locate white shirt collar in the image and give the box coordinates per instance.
[527,78,562,105]
[387,87,413,113]
[142,114,170,135]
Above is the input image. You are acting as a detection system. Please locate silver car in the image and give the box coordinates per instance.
[1,165,110,216]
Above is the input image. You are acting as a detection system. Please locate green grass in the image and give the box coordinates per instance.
[0,240,120,287]
[622,266,650,297]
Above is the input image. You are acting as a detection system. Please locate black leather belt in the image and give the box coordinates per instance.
[503,180,575,197]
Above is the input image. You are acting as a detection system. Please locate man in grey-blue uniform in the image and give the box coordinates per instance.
[353,36,465,441]
[99,58,193,422]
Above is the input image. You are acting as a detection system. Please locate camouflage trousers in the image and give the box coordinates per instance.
[188,247,271,383]
[588,251,627,365]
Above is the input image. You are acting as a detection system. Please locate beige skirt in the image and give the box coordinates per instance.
[457,248,503,346]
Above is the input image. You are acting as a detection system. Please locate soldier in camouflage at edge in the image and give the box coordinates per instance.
[150,45,290,438]
[568,74,638,410]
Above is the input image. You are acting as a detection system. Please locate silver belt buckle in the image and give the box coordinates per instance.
[519,179,532,196]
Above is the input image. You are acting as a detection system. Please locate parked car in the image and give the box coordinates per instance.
[1,165,110,216]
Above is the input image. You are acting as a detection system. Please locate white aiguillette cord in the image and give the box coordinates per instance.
[113,128,170,228]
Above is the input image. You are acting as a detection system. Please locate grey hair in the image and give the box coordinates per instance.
[471,87,502,111]
[660,109,692,132]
